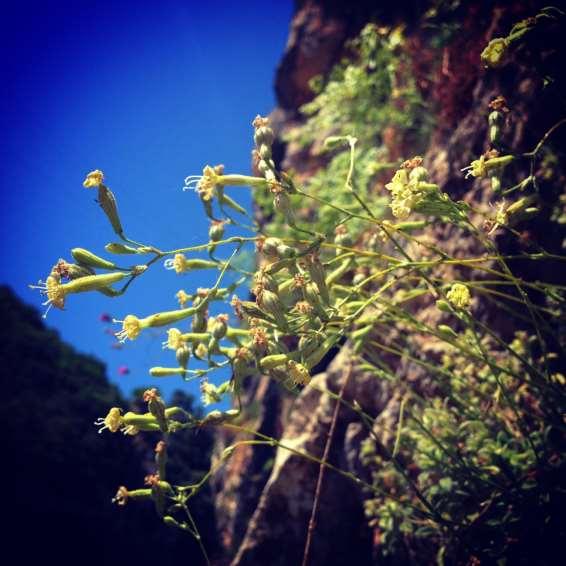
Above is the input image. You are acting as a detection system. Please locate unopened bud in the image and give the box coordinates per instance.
[176,345,191,369]
[71,248,118,270]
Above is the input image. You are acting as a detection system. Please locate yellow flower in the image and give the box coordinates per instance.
[183,165,218,197]
[94,407,123,433]
[462,156,487,179]
[176,289,190,307]
[287,360,311,385]
[172,253,189,274]
[480,37,509,68]
[163,328,184,350]
[83,169,105,188]
[112,486,129,505]
[446,283,472,310]
[29,272,66,317]
[115,315,143,342]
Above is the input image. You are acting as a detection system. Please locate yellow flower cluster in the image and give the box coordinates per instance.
[446,283,472,310]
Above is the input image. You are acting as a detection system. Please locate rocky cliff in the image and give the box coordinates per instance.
[211,2,566,565]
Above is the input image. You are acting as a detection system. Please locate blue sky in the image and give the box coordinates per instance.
[1,0,293,402]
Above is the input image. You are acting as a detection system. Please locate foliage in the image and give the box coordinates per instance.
[256,23,431,237]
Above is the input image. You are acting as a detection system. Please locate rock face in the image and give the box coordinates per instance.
[212,1,566,564]
[232,347,391,566]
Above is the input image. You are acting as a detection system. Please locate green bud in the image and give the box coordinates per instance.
[276,244,297,259]
[436,299,452,313]
[438,325,459,340]
[323,135,350,151]
[176,345,191,369]
[258,289,288,330]
[71,248,118,270]
[259,353,288,371]
[105,242,141,254]
[63,272,128,295]
[259,144,272,160]
[209,221,225,242]
[480,37,509,68]
[261,237,283,256]
[254,126,274,148]
[149,367,187,377]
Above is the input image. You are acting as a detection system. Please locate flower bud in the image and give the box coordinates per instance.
[144,388,168,432]
[257,289,288,330]
[259,353,288,371]
[71,248,118,270]
[212,314,229,339]
[438,325,459,340]
[97,185,124,237]
[209,220,225,242]
[105,242,141,254]
[176,344,191,369]
[149,367,187,377]
[480,37,509,68]
[261,237,283,257]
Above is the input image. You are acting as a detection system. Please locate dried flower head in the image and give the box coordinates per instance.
[112,486,129,506]
[83,169,105,188]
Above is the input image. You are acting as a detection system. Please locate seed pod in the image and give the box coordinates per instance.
[71,248,118,270]
[97,185,124,237]
[146,393,168,433]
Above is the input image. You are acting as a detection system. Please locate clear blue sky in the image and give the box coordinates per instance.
[1,0,293,402]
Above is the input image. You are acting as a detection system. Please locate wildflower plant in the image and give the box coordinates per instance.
[31,8,566,565]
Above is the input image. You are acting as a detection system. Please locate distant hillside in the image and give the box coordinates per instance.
[0,285,216,565]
